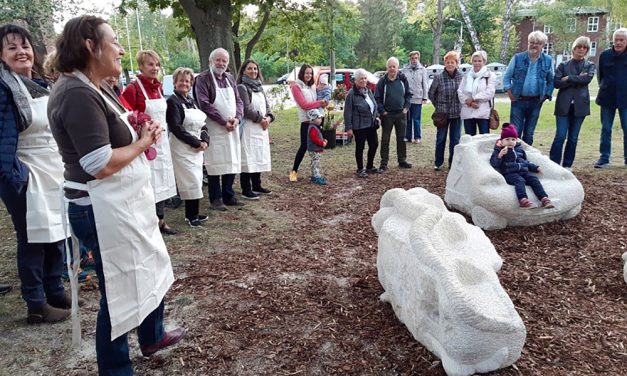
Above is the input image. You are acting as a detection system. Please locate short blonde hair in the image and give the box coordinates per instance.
[172,67,194,85]
[136,50,160,68]
[443,51,460,63]
[528,31,548,45]
[408,50,421,59]
[571,36,591,52]
[471,50,488,63]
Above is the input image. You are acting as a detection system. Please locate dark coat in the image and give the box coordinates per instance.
[374,72,412,114]
[554,58,595,117]
[595,48,627,109]
[343,87,378,131]
[490,142,540,175]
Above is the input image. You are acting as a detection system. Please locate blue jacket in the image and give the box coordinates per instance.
[503,51,554,100]
[0,80,28,194]
[595,48,627,109]
[490,142,540,175]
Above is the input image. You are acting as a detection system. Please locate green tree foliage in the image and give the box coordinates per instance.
[355,0,405,69]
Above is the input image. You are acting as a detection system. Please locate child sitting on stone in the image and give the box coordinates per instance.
[307,109,328,185]
[490,123,555,209]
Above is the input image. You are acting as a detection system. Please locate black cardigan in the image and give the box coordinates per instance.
[166,91,205,148]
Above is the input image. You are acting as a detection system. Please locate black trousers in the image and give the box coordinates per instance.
[241,172,262,193]
[291,122,309,172]
[353,127,379,170]
[185,199,199,220]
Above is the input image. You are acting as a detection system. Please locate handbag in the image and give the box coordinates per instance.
[431,112,448,128]
[488,99,500,130]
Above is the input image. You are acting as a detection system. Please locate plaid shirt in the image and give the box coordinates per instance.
[428,69,462,118]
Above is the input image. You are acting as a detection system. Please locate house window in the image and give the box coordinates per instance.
[587,17,599,32]
[590,41,597,56]
[567,18,576,32]
[562,49,571,61]
[544,25,552,34]
[543,43,553,54]
[609,20,623,32]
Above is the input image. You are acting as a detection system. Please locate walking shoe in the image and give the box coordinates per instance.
[223,198,244,206]
[519,198,537,209]
[197,215,209,222]
[49,291,86,310]
[399,161,412,169]
[541,197,555,209]
[242,191,260,200]
[159,223,178,235]
[289,170,298,182]
[365,167,381,174]
[186,218,204,228]
[27,303,71,324]
[378,165,388,172]
[356,169,368,178]
[140,327,187,357]
[413,139,421,144]
[311,176,327,185]
[210,200,227,212]
[594,160,609,169]
[252,187,272,195]
[434,165,443,171]
[0,283,12,296]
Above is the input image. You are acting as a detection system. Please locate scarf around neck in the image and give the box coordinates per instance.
[241,75,263,92]
[0,62,49,131]
[464,66,488,95]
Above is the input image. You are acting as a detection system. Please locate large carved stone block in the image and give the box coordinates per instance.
[444,134,585,230]
[623,252,627,285]
[372,187,526,376]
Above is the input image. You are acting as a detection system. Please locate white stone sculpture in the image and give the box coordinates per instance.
[444,134,585,230]
[372,187,526,376]
[622,252,627,285]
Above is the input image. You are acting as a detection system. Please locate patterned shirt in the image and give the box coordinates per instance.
[428,69,462,119]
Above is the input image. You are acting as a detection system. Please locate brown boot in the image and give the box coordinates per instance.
[27,303,71,324]
[48,291,86,310]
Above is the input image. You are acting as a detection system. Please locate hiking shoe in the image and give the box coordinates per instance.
[434,165,443,171]
[186,218,204,228]
[210,200,227,212]
[140,327,186,357]
[541,197,555,209]
[356,169,368,178]
[27,303,71,324]
[242,191,260,200]
[399,161,412,169]
[519,198,537,209]
[252,187,272,195]
[289,170,298,182]
[594,160,609,169]
[365,167,380,174]
[311,176,327,185]
[48,291,86,309]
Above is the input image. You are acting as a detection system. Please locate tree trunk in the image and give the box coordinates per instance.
[431,0,445,65]
[232,13,242,70]
[457,0,482,51]
[180,0,235,72]
[500,0,516,63]
[244,7,272,62]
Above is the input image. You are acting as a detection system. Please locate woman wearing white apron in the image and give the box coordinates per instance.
[122,50,178,235]
[236,59,275,200]
[0,24,72,323]
[166,67,208,227]
[194,48,244,211]
[48,17,184,375]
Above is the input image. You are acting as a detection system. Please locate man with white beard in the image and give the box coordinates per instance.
[195,48,244,210]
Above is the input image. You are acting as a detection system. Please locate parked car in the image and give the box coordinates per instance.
[276,73,289,85]
[162,73,200,98]
[316,68,378,92]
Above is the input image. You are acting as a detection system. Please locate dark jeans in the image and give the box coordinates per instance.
[353,127,378,170]
[0,182,65,310]
[503,172,548,201]
[240,172,262,193]
[463,118,490,136]
[598,106,627,164]
[404,103,423,140]
[291,121,309,172]
[380,111,407,166]
[68,202,165,376]
[550,108,585,168]
[208,174,235,203]
[434,117,462,167]
[510,99,544,145]
[185,199,199,220]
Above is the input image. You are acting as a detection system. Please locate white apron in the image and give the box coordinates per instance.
[15,75,67,243]
[69,72,174,340]
[240,91,271,173]
[203,71,241,175]
[136,79,177,202]
[170,100,207,200]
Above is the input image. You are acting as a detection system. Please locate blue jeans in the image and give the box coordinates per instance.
[550,111,585,168]
[434,117,462,167]
[510,99,544,145]
[598,106,627,164]
[503,172,548,201]
[68,203,165,376]
[463,118,490,136]
[207,174,235,204]
[0,182,65,310]
[404,103,423,140]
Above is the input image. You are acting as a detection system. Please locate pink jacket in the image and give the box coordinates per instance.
[457,71,496,120]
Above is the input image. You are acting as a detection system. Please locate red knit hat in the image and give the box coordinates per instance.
[500,123,518,139]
